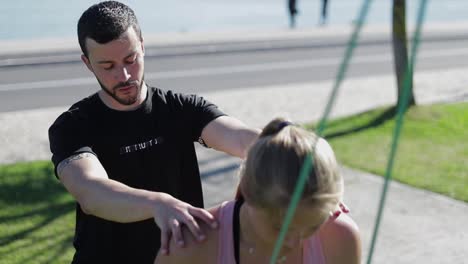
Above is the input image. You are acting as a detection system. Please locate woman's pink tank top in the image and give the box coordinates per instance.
[216,200,326,264]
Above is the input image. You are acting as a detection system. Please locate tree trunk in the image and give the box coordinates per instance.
[392,0,416,106]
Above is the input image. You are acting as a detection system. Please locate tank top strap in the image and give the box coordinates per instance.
[302,233,326,264]
[216,200,237,264]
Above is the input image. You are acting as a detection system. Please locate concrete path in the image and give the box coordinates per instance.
[0,24,467,263]
[199,149,468,264]
[197,69,468,264]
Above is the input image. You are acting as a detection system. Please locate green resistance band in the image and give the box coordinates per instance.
[270,0,429,263]
[366,1,429,263]
[269,0,374,263]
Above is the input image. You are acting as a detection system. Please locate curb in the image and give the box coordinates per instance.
[1,22,468,67]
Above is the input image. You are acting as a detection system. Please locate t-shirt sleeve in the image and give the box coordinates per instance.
[173,93,226,142]
[48,108,96,178]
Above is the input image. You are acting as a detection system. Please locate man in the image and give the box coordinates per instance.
[288,0,299,28]
[48,1,259,263]
[319,0,329,25]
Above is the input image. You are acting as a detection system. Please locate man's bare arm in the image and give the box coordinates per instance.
[57,152,217,253]
[58,152,159,221]
[200,116,260,159]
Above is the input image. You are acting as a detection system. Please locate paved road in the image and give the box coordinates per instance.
[1,24,468,112]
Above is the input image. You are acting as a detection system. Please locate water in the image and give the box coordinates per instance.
[1,0,467,41]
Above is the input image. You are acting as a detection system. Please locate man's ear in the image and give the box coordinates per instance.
[140,37,145,56]
[81,54,93,72]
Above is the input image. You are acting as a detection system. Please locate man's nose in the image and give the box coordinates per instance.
[115,66,130,82]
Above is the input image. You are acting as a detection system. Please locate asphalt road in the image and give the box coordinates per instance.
[1,32,468,113]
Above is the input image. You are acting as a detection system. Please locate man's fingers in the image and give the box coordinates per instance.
[180,212,205,242]
[170,219,185,247]
[188,207,218,229]
[153,194,218,252]
[160,229,170,255]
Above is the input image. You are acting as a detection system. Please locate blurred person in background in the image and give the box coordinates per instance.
[288,0,299,28]
[319,0,330,25]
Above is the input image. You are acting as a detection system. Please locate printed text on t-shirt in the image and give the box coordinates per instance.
[119,137,164,154]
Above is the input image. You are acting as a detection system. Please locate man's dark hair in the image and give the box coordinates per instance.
[77,1,142,57]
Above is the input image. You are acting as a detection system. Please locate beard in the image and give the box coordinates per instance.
[97,75,145,106]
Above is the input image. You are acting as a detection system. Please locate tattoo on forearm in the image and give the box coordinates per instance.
[57,153,93,175]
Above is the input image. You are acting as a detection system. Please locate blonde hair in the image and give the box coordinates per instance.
[239,118,343,216]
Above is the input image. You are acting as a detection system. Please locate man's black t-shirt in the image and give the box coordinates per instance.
[49,87,225,264]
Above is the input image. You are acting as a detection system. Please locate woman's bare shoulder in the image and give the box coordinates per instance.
[154,205,224,264]
[319,213,362,264]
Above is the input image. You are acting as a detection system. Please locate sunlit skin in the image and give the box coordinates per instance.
[239,202,330,262]
[154,200,360,264]
[81,26,147,111]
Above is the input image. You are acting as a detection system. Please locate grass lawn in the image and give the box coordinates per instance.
[0,161,75,264]
[307,101,468,202]
[0,102,466,264]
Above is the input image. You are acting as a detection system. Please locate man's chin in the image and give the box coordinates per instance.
[114,87,141,105]
[114,95,138,106]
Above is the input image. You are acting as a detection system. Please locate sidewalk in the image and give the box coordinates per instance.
[199,150,468,264]
[1,24,467,263]
[199,69,468,264]
[2,21,468,65]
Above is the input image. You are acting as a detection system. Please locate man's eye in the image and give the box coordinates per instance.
[126,59,136,64]
[103,65,113,70]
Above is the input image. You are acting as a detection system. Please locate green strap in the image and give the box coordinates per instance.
[270,0,429,263]
[269,0,374,263]
[366,1,429,263]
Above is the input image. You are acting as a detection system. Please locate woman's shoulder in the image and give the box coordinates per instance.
[324,211,360,234]
[154,204,225,264]
[318,212,362,264]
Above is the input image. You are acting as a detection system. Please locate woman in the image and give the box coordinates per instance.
[155,118,361,263]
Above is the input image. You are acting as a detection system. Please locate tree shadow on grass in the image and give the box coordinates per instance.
[0,163,65,204]
[19,231,74,264]
[323,106,398,139]
[0,201,74,246]
[0,161,75,263]
[0,227,74,264]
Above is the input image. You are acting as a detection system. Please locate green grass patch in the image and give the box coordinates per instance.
[0,161,75,264]
[0,102,466,264]
[307,102,468,202]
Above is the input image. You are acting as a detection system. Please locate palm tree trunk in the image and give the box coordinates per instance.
[392,0,416,106]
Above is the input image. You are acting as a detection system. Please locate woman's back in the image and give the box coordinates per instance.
[155,199,359,264]
[216,200,328,264]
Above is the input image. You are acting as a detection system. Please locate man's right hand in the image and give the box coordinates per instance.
[153,193,218,255]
